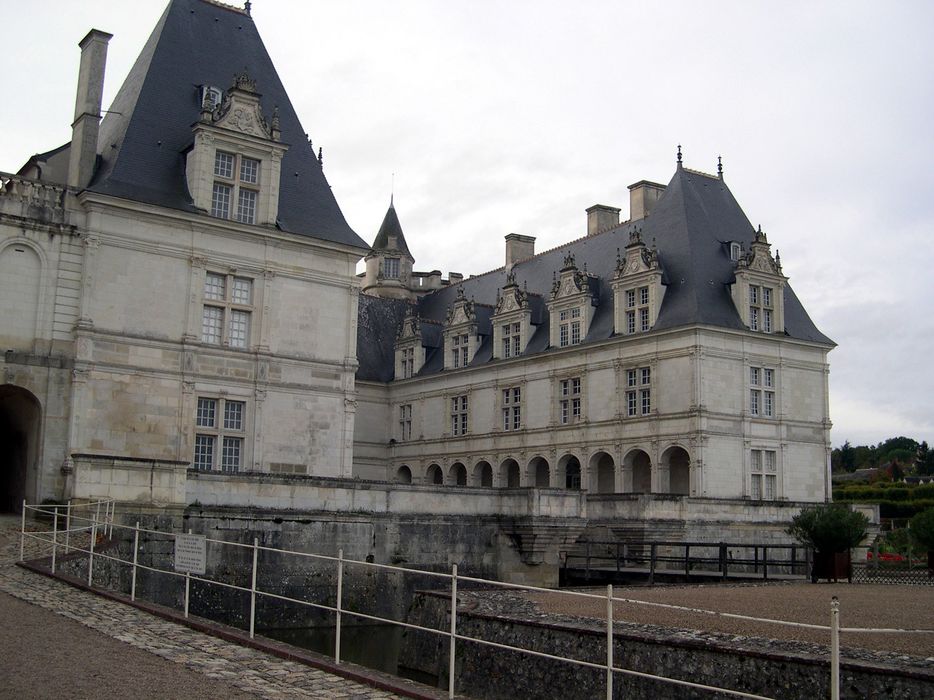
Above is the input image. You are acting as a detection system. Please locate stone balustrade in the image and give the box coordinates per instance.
[0,171,68,220]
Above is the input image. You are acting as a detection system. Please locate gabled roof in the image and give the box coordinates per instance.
[355,162,833,382]
[370,199,412,259]
[88,0,367,250]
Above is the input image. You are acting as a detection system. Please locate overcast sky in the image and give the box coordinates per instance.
[3,1,933,449]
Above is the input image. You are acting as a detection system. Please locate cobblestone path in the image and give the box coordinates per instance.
[0,515,408,699]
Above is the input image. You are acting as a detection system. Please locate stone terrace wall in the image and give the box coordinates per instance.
[402,592,933,700]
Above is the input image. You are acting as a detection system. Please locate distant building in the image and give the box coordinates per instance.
[0,0,834,512]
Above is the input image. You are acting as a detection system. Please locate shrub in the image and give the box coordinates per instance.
[787,505,870,554]
[910,508,934,551]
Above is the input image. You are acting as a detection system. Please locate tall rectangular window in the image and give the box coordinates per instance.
[399,404,412,441]
[749,365,776,418]
[450,333,469,368]
[626,366,652,417]
[559,377,582,425]
[751,449,778,500]
[502,387,521,431]
[211,150,261,224]
[194,397,246,472]
[384,257,400,278]
[451,395,469,436]
[624,286,651,334]
[749,284,774,333]
[558,307,581,347]
[201,272,253,349]
[400,347,415,378]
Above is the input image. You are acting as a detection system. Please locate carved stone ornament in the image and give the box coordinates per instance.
[445,287,476,326]
[615,229,660,279]
[495,275,529,314]
[396,313,421,340]
[210,71,273,139]
[551,254,593,300]
[737,226,783,275]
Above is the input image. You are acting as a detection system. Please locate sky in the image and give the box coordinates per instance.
[3,0,933,449]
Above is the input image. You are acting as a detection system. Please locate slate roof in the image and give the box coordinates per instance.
[88,0,367,250]
[356,164,833,381]
[370,199,413,259]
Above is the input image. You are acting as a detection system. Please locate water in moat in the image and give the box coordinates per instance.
[262,624,437,685]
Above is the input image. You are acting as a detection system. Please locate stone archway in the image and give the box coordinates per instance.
[0,385,42,512]
[395,465,412,484]
[426,463,443,485]
[558,454,581,490]
[625,449,652,494]
[528,456,550,488]
[472,460,493,487]
[449,462,467,486]
[589,451,616,494]
[499,458,520,488]
[663,446,691,495]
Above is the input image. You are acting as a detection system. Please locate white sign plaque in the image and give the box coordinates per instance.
[174,533,206,575]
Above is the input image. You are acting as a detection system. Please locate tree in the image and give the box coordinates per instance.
[917,442,934,477]
[839,441,856,472]
[787,505,870,553]
[910,508,934,552]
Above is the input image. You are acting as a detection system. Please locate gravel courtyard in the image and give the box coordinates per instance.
[523,583,934,659]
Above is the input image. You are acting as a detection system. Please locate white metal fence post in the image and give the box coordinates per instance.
[335,548,344,664]
[249,537,259,639]
[51,506,58,574]
[64,500,71,554]
[606,584,614,700]
[20,499,26,562]
[449,563,458,699]
[88,517,97,587]
[184,529,192,619]
[131,522,140,602]
[830,596,840,700]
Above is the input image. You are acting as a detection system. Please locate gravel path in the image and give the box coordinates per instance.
[525,582,934,658]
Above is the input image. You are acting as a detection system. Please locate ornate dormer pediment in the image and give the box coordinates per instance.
[736,226,783,275]
[551,252,596,301]
[206,72,279,142]
[396,312,421,342]
[614,229,661,279]
[445,287,476,327]
[495,271,529,314]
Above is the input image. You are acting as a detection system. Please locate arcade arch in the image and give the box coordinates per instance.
[0,385,41,512]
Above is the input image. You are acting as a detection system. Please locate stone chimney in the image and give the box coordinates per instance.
[504,233,535,266]
[67,29,113,190]
[448,272,464,285]
[627,180,667,221]
[585,205,620,236]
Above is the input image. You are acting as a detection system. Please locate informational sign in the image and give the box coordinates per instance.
[174,533,206,575]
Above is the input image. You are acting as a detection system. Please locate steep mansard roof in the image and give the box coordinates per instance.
[88,0,367,250]
[370,200,413,259]
[356,164,833,381]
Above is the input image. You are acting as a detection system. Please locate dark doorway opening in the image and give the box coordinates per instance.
[0,385,41,512]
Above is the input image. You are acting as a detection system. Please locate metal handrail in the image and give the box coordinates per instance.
[19,500,933,700]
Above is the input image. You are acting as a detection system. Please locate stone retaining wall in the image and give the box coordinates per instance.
[401,591,933,700]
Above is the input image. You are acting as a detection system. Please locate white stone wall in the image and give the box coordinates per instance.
[354,325,831,502]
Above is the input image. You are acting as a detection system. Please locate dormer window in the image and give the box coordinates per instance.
[612,230,665,336]
[212,151,260,224]
[558,307,582,347]
[730,242,742,261]
[730,227,786,335]
[748,285,774,332]
[384,257,400,279]
[200,85,223,111]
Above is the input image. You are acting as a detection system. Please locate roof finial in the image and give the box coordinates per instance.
[717,155,723,179]
[244,1,251,16]
[391,172,395,207]
[677,144,683,168]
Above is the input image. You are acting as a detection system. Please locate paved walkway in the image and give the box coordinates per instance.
[0,515,411,700]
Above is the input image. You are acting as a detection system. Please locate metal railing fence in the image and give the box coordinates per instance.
[18,500,934,700]
[565,540,812,582]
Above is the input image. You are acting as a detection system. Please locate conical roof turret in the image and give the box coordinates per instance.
[370,198,413,260]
